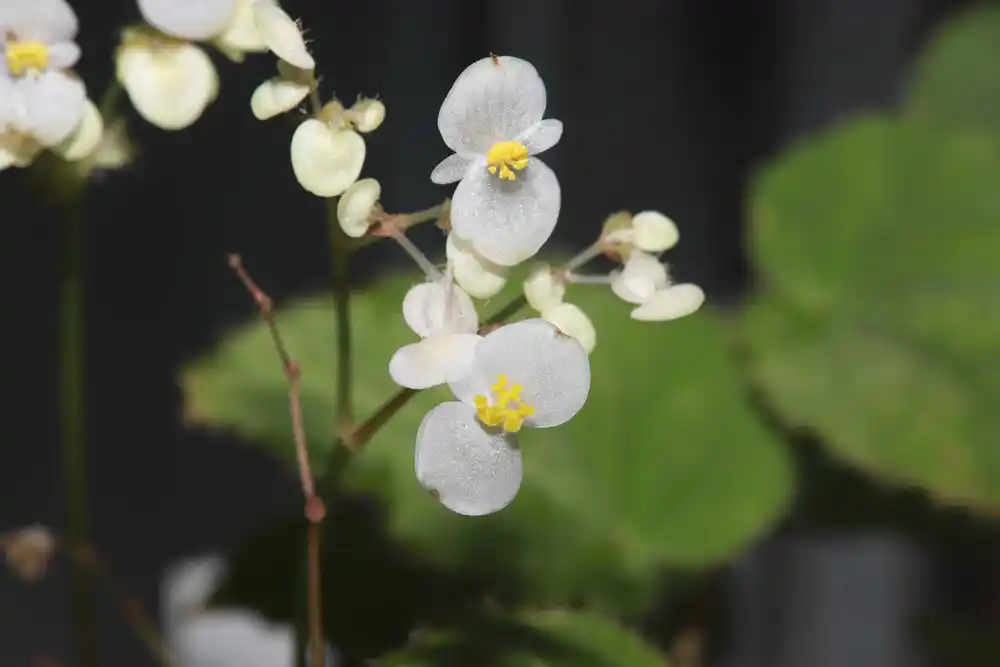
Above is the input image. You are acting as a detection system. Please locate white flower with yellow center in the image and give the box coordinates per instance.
[431,55,562,267]
[416,319,590,515]
[0,0,87,168]
[389,273,482,390]
[611,250,705,321]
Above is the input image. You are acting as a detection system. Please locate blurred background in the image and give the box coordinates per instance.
[2,0,999,665]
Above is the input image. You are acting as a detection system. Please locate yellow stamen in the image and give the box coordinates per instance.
[486,140,529,181]
[474,374,536,433]
[6,41,49,77]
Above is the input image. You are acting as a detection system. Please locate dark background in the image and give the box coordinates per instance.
[0,0,978,665]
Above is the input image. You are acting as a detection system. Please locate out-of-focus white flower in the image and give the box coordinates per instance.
[250,60,311,119]
[139,0,237,41]
[290,118,365,197]
[0,0,87,169]
[445,233,508,299]
[116,27,219,131]
[522,265,595,353]
[602,210,680,254]
[215,0,268,55]
[417,319,590,515]
[611,250,704,321]
[252,0,314,70]
[345,98,384,133]
[52,97,102,161]
[337,177,380,237]
[389,274,482,390]
[431,56,562,267]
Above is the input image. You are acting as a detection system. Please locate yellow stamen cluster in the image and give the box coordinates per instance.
[486,140,529,181]
[6,41,49,76]
[474,374,536,432]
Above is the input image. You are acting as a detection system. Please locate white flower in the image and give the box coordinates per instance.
[52,97,102,161]
[445,233,508,299]
[0,0,87,166]
[251,60,311,119]
[252,0,314,70]
[523,265,565,312]
[523,265,595,353]
[389,275,482,390]
[337,177,380,237]
[611,250,705,321]
[290,118,366,197]
[416,319,590,515]
[431,56,562,267]
[215,0,268,55]
[346,98,385,133]
[603,210,680,253]
[139,0,237,41]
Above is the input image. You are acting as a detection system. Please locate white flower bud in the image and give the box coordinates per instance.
[446,233,508,299]
[347,98,385,133]
[290,119,366,197]
[630,284,705,322]
[523,265,565,312]
[631,210,679,252]
[252,0,314,70]
[250,77,310,120]
[337,178,381,237]
[542,302,596,353]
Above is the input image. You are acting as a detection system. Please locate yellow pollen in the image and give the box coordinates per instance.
[486,141,529,181]
[474,374,536,433]
[6,41,50,77]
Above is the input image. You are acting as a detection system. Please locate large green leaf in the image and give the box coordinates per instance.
[745,116,1000,511]
[905,6,1000,136]
[183,266,790,613]
[376,609,669,667]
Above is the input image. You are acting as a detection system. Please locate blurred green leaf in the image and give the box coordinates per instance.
[183,267,790,614]
[376,609,669,667]
[745,116,1000,511]
[906,6,1000,135]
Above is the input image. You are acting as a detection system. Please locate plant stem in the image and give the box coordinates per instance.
[327,198,353,427]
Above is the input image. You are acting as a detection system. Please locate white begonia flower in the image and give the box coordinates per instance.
[389,274,482,390]
[346,98,385,133]
[116,28,219,131]
[611,250,705,322]
[337,177,380,237]
[290,118,366,197]
[0,0,87,163]
[251,74,310,119]
[252,0,314,70]
[418,319,590,515]
[445,233,508,299]
[139,0,237,41]
[523,265,565,312]
[431,56,563,267]
[602,210,680,254]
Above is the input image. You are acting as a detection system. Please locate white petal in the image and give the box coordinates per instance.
[631,210,680,252]
[52,97,102,161]
[290,120,365,197]
[517,118,562,155]
[437,55,547,157]
[116,39,218,131]
[138,0,236,40]
[430,152,472,185]
[402,278,478,338]
[252,0,315,70]
[631,284,705,322]
[0,0,78,43]
[542,303,595,354]
[445,233,508,299]
[347,98,385,133]
[467,319,590,429]
[250,76,309,119]
[216,0,267,52]
[47,41,80,69]
[451,156,561,267]
[15,71,85,146]
[170,611,294,667]
[161,555,227,617]
[336,177,380,237]
[414,402,522,516]
[523,265,564,312]
[610,251,668,305]
[0,135,41,170]
[91,117,135,170]
[389,333,481,389]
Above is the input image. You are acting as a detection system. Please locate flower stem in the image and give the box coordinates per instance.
[327,198,353,427]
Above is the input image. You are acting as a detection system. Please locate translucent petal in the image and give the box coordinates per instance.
[542,302,596,354]
[451,156,561,267]
[414,402,522,516]
[116,40,218,131]
[15,71,85,145]
[631,284,706,322]
[0,0,78,43]
[336,177,380,238]
[467,318,590,428]
[138,0,236,40]
[523,265,564,312]
[631,210,680,252]
[52,96,102,161]
[430,152,472,185]
[216,0,267,52]
[250,76,309,120]
[446,233,508,299]
[517,118,562,155]
[347,98,385,133]
[610,251,668,305]
[437,55,547,157]
[402,278,478,338]
[47,41,80,68]
[253,0,314,70]
[389,333,481,389]
[290,120,365,197]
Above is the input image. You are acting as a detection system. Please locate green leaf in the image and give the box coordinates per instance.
[905,6,1000,136]
[376,609,669,667]
[745,116,1000,511]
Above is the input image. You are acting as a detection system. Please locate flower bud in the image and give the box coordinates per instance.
[337,178,381,237]
[347,98,385,133]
